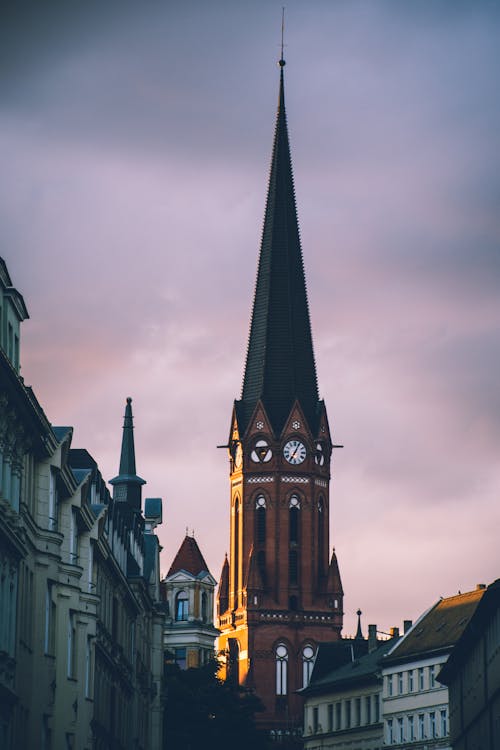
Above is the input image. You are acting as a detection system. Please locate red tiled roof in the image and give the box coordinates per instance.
[167,535,210,577]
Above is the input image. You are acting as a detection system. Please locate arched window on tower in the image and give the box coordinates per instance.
[257,550,266,587]
[256,495,266,545]
[175,591,189,621]
[275,644,288,695]
[317,496,325,577]
[234,498,240,605]
[289,495,300,545]
[289,550,298,585]
[302,644,315,687]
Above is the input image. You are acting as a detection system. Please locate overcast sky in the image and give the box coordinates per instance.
[2,0,499,635]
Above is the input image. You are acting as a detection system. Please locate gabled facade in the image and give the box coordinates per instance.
[302,627,398,750]
[0,257,164,750]
[381,588,486,750]
[162,534,218,669]
[438,578,500,750]
[216,59,343,737]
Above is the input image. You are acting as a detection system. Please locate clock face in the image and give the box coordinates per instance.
[235,443,243,468]
[283,439,307,465]
[314,443,325,466]
[251,439,272,463]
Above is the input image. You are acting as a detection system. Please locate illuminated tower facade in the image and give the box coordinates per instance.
[217,58,344,736]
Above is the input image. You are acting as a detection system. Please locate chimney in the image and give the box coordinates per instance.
[368,624,377,653]
[390,627,399,639]
[404,619,412,634]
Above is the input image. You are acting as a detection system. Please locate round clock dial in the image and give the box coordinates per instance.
[283,439,306,465]
[234,443,243,468]
[251,439,272,463]
[314,443,325,466]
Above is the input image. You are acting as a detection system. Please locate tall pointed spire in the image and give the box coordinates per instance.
[238,58,319,436]
[109,397,145,510]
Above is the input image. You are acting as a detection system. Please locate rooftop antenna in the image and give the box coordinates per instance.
[280,6,286,66]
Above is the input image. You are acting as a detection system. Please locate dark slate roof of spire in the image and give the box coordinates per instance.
[237,60,319,437]
[109,397,145,486]
[167,535,211,578]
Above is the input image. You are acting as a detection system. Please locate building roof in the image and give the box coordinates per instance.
[305,640,369,690]
[305,637,397,695]
[439,579,500,685]
[236,60,319,437]
[385,587,486,664]
[167,534,211,577]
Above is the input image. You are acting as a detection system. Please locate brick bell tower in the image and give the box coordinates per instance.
[216,56,344,736]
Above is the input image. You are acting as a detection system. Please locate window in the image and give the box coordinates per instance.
[289,496,300,544]
[67,612,77,678]
[256,496,266,541]
[276,644,288,695]
[289,550,298,585]
[85,636,93,698]
[440,709,448,736]
[69,509,78,564]
[175,591,189,621]
[365,695,371,724]
[48,469,58,531]
[327,704,333,732]
[398,672,404,694]
[387,719,393,744]
[335,701,341,730]
[418,666,425,690]
[302,645,315,687]
[175,647,187,669]
[408,715,414,741]
[345,700,351,728]
[44,583,56,655]
[313,707,318,733]
[429,664,436,688]
[418,713,425,740]
[355,697,361,726]
[387,674,393,696]
[408,669,414,692]
[257,550,266,586]
[317,496,325,577]
[201,592,208,622]
[430,711,436,738]
[397,716,404,743]
[374,695,379,723]
[233,499,240,601]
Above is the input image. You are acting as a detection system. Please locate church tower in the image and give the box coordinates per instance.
[217,58,344,736]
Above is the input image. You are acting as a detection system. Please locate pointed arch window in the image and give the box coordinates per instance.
[317,496,325,577]
[289,550,298,585]
[289,495,300,545]
[234,498,241,602]
[175,591,189,621]
[256,495,267,545]
[276,644,288,695]
[257,550,266,586]
[302,645,315,687]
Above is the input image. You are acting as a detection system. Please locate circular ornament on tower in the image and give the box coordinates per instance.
[314,443,325,466]
[251,439,272,463]
[283,439,307,465]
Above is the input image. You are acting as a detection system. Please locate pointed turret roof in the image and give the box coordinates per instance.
[327,548,343,595]
[167,534,210,578]
[237,59,319,437]
[245,545,265,592]
[109,397,146,488]
[218,554,230,602]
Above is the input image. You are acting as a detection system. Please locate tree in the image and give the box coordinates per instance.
[163,658,267,749]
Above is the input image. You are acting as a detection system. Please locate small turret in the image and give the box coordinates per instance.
[109,397,146,511]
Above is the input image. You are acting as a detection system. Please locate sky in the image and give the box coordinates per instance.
[1,0,499,636]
